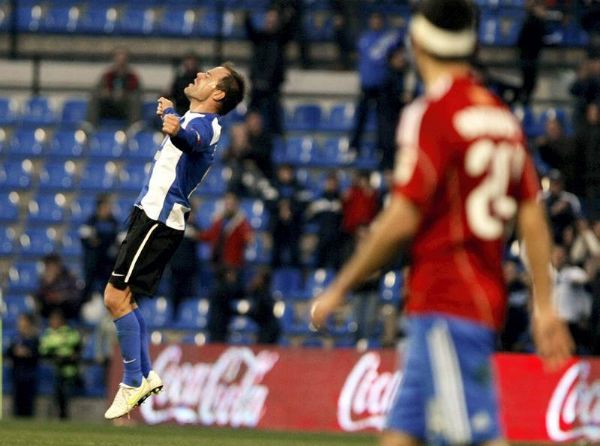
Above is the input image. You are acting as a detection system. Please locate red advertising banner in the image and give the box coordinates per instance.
[108,344,600,443]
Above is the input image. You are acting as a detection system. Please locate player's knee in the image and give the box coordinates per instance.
[380,431,421,446]
[104,284,129,315]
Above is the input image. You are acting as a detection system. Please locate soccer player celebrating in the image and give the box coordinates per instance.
[104,64,245,420]
[310,1,574,445]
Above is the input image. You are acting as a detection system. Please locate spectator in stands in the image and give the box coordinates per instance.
[341,171,379,255]
[87,47,143,127]
[246,267,281,344]
[379,45,407,170]
[273,0,310,68]
[167,209,200,314]
[306,172,343,269]
[35,253,82,320]
[552,244,592,353]
[266,164,312,215]
[349,12,402,154]
[245,110,274,180]
[199,193,253,342]
[168,52,201,115]
[535,117,575,188]
[270,198,302,268]
[331,0,355,70]
[80,194,119,303]
[516,0,546,105]
[568,219,600,265]
[245,8,292,135]
[6,314,39,418]
[540,170,583,244]
[39,309,82,420]
[570,58,600,132]
[574,102,600,216]
[500,261,530,352]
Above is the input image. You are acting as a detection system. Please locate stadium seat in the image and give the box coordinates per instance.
[285,104,322,131]
[8,127,47,158]
[60,229,83,258]
[157,7,197,36]
[70,195,96,224]
[7,261,40,293]
[18,227,57,256]
[321,136,354,167]
[271,267,303,300]
[117,5,157,35]
[2,295,36,326]
[195,166,230,196]
[38,160,77,190]
[320,103,355,132]
[303,9,334,41]
[245,234,271,264]
[240,198,269,230]
[513,105,542,138]
[0,193,20,222]
[539,107,570,135]
[379,270,403,305]
[284,136,318,165]
[119,162,150,193]
[302,268,335,300]
[195,9,220,38]
[81,364,106,397]
[126,129,162,160]
[20,96,56,127]
[0,2,9,33]
[60,98,88,127]
[278,302,312,336]
[0,227,15,255]
[27,193,67,225]
[114,196,135,222]
[40,4,80,33]
[174,297,210,330]
[48,129,87,158]
[229,315,258,334]
[137,296,174,329]
[78,5,117,34]
[0,159,34,189]
[16,3,43,32]
[0,97,18,126]
[88,129,126,159]
[79,161,118,191]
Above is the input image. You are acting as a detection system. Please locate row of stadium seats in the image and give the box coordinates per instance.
[3,1,588,47]
[0,95,574,138]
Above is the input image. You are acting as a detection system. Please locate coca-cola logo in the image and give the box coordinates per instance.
[546,361,600,441]
[140,345,279,427]
[338,352,402,431]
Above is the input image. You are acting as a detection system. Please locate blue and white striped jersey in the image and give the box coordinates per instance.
[135,108,221,230]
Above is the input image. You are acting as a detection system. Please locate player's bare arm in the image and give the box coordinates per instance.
[162,114,181,136]
[517,199,574,371]
[310,195,420,328]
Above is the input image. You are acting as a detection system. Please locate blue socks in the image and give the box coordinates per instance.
[133,308,152,377]
[114,312,142,387]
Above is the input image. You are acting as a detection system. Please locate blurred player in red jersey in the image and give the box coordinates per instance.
[311,0,574,445]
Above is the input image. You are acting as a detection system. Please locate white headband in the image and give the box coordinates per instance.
[410,14,476,58]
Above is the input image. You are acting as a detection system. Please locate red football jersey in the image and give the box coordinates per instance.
[393,75,539,330]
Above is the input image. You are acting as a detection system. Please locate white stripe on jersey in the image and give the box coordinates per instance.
[210,117,221,145]
[166,202,189,229]
[394,99,427,186]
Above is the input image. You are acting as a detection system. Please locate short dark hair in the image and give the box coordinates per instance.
[216,62,246,116]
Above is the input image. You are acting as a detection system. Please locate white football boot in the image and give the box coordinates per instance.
[104,378,151,419]
[136,370,164,407]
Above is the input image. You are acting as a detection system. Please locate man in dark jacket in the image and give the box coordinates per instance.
[516,1,546,104]
[575,103,600,217]
[7,314,39,417]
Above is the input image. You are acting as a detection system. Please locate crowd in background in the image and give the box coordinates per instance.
[5,0,600,419]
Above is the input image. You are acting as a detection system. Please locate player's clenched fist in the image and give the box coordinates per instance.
[156,97,174,118]
[162,114,181,136]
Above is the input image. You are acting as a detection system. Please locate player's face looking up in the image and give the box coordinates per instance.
[184,66,228,104]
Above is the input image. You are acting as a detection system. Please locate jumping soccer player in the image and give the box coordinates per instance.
[310,1,574,445]
[104,64,245,420]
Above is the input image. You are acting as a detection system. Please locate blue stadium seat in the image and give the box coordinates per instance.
[119,162,150,193]
[278,302,312,335]
[157,7,197,36]
[8,127,47,158]
[81,364,106,397]
[0,97,19,126]
[27,193,67,224]
[174,297,209,330]
[513,105,542,138]
[495,10,525,46]
[285,136,318,165]
[70,195,96,223]
[195,198,219,229]
[2,295,36,326]
[379,270,403,305]
[79,161,118,191]
[245,234,271,264]
[0,159,34,189]
[88,129,126,159]
[221,8,248,39]
[117,5,156,35]
[195,165,230,196]
[40,5,80,33]
[39,160,77,190]
[303,9,334,41]
[60,98,88,127]
[0,227,15,255]
[18,227,57,256]
[285,104,322,131]
[0,194,20,222]
[271,267,303,300]
[228,316,258,334]
[7,261,40,293]
[320,103,355,132]
[539,107,571,135]
[60,229,83,258]
[114,197,134,222]
[126,129,161,160]
[321,136,354,167]
[0,2,10,33]
[302,268,335,300]
[195,9,220,38]
[78,5,117,34]
[20,96,56,127]
[137,297,173,329]
[240,199,269,230]
[16,3,43,32]
[48,128,87,158]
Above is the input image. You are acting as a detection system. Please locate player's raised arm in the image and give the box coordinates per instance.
[156,96,174,118]
[310,195,420,328]
[517,198,574,371]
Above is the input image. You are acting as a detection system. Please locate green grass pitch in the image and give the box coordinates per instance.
[0,419,377,446]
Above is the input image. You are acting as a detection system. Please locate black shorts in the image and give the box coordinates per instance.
[109,207,184,296]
